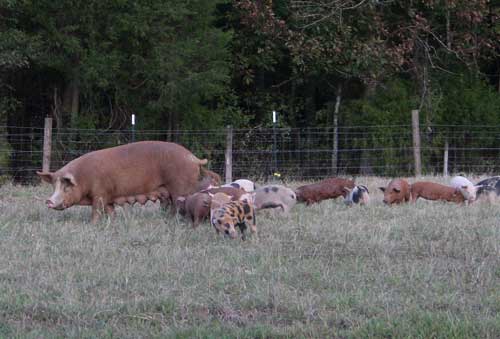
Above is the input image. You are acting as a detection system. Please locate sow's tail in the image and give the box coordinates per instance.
[188,154,208,165]
[197,158,208,165]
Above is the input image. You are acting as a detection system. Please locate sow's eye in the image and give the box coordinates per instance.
[62,177,75,187]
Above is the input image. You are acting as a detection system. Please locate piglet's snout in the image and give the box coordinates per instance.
[46,199,56,209]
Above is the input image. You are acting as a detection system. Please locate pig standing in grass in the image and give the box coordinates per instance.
[176,193,211,227]
[450,176,481,203]
[344,185,370,206]
[410,182,465,204]
[37,141,215,223]
[379,179,411,205]
[253,184,297,215]
[295,177,355,205]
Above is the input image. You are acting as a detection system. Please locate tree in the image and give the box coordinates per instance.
[1,0,235,131]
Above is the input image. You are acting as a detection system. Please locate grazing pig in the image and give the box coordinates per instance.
[176,192,211,227]
[210,197,256,240]
[37,141,212,223]
[295,177,355,205]
[343,185,370,206]
[253,184,297,215]
[379,179,411,205]
[450,176,481,203]
[475,176,500,203]
[222,179,256,192]
[410,181,464,204]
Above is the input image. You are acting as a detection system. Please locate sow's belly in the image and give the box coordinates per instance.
[110,185,170,206]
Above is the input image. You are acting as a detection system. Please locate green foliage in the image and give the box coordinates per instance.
[434,73,500,127]
[343,79,417,126]
[1,0,237,130]
[341,79,417,175]
[0,0,498,156]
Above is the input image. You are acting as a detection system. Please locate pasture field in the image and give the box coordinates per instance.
[0,177,499,338]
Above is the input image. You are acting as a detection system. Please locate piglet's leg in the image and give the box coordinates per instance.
[248,210,257,234]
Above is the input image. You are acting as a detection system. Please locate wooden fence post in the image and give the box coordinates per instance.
[443,139,449,177]
[225,125,233,184]
[42,117,53,172]
[331,85,341,175]
[411,109,422,177]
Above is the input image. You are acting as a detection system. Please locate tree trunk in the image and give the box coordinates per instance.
[62,80,80,150]
[331,84,342,175]
[446,9,451,50]
[304,80,316,176]
[63,80,80,128]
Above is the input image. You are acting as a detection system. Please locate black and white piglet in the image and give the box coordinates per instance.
[343,185,370,206]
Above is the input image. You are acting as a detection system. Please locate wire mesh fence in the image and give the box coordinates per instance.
[1,123,500,183]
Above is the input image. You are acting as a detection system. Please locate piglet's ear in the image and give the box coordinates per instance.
[37,171,54,184]
[378,187,386,192]
[62,173,77,187]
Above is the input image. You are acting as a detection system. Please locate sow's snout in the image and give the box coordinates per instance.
[45,182,70,210]
[45,198,66,210]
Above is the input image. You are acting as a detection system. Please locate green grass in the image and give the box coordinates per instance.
[0,177,499,338]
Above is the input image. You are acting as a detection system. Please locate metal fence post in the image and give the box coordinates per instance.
[131,114,136,143]
[272,111,277,176]
[443,139,449,177]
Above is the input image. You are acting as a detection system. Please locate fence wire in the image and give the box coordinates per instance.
[0,124,499,183]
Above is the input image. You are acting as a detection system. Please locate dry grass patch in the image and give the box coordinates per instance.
[0,177,499,338]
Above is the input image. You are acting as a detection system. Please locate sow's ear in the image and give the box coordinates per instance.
[393,188,401,193]
[61,173,78,187]
[378,187,386,192]
[37,171,54,184]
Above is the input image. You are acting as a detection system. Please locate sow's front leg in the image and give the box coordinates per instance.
[91,196,112,223]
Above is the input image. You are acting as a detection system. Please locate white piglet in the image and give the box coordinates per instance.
[252,184,297,215]
[222,179,256,192]
[450,175,481,203]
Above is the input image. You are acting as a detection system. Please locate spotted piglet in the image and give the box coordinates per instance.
[210,195,256,240]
